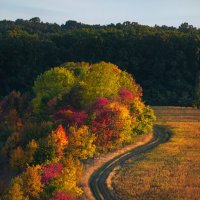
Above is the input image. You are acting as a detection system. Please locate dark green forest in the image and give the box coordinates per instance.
[0,17,200,106]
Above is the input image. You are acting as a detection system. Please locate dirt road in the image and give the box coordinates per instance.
[89,125,170,200]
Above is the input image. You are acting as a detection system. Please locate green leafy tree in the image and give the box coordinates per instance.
[77,62,121,107]
[34,137,57,164]
[194,72,200,108]
[32,67,75,116]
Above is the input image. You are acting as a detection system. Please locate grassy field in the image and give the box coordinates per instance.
[111,106,200,200]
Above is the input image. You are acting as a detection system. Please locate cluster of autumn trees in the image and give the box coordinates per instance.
[0,18,200,106]
[0,62,155,199]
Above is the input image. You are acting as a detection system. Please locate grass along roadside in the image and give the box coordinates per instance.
[111,107,200,200]
[79,132,153,200]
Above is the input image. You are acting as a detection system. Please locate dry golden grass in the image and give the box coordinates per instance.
[112,106,200,200]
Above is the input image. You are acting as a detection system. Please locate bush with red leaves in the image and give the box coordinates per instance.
[49,192,73,200]
[119,88,136,103]
[41,163,63,184]
[55,107,87,128]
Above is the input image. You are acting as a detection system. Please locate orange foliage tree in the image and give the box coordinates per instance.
[51,124,68,159]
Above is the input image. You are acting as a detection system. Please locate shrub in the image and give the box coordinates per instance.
[55,107,87,128]
[41,163,63,184]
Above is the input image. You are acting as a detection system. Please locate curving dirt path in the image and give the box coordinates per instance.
[89,125,171,200]
[80,132,153,200]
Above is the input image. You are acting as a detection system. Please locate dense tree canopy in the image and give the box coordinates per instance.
[0,61,155,199]
[0,18,200,105]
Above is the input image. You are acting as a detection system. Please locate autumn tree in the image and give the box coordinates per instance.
[20,166,43,199]
[67,125,96,160]
[32,67,75,117]
[49,192,73,200]
[80,62,121,106]
[46,156,83,197]
[6,166,43,200]
[34,125,68,164]
[90,98,133,151]
[55,107,87,128]
[130,99,156,135]
[51,125,68,159]
[5,177,28,200]
[41,163,63,184]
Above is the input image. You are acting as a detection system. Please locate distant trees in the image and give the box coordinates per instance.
[194,73,200,108]
[29,17,41,23]
[0,19,200,105]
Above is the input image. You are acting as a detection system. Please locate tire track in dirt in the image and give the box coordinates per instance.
[89,125,171,200]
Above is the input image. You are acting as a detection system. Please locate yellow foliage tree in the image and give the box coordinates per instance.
[81,62,121,105]
[20,166,43,199]
[130,99,156,135]
[6,177,28,200]
[32,67,75,114]
[49,156,83,197]
[119,71,142,97]
[107,101,133,144]
[68,125,96,160]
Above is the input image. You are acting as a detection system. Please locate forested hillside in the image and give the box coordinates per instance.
[0,17,200,105]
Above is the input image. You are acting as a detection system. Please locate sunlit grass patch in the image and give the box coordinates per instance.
[112,107,200,200]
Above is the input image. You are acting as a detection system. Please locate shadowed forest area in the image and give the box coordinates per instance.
[0,18,200,106]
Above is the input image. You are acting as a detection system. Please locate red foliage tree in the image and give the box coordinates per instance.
[49,192,73,200]
[119,88,136,103]
[55,107,87,128]
[90,99,120,148]
[93,98,109,109]
[41,163,63,184]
